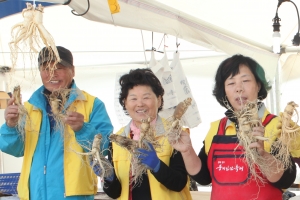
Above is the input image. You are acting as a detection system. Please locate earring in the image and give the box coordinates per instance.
[224,95,228,102]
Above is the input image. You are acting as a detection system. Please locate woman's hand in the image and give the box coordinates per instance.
[136,141,160,172]
[170,131,193,154]
[171,130,202,175]
[249,126,284,182]
[249,126,266,156]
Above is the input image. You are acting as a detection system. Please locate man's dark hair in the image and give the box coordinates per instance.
[38,46,73,68]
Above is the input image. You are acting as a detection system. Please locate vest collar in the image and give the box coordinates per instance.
[225,102,266,129]
[120,115,166,137]
[31,83,86,111]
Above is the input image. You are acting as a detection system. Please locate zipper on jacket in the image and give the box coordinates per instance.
[44,165,46,174]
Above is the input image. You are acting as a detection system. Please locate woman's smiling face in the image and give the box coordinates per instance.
[124,85,161,127]
[224,64,261,111]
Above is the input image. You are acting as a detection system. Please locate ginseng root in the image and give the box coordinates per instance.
[139,117,161,149]
[9,3,60,78]
[13,85,21,106]
[73,134,114,180]
[134,117,162,185]
[109,117,160,187]
[109,134,138,153]
[235,101,280,184]
[109,134,143,186]
[164,98,192,144]
[47,88,71,131]
[12,85,29,139]
[272,101,300,169]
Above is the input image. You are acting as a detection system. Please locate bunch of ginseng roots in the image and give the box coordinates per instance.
[110,117,161,187]
[12,85,29,140]
[9,2,60,79]
[74,134,114,180]
[164,98,192,144]
[234,101,284,184]
[272,101,300,170]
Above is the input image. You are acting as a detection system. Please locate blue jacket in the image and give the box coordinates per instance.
[0,81,113,200]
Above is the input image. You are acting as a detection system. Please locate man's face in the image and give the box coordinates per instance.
[40,61,75,92]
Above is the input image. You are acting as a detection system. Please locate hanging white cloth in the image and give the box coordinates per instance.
[149,51,178,109]
[151,50,201,128]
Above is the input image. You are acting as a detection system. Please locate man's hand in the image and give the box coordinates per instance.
[64,111,84,131]
[4,97,19,127]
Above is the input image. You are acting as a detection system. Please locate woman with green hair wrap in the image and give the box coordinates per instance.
[170,54,297,200]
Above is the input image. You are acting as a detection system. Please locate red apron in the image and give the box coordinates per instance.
[207,114,282,200]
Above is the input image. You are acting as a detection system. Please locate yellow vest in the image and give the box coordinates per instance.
[18,91,98,199]
[204,109,300,157]
[112,123,192,200]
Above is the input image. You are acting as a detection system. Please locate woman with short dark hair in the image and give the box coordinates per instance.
[171,54,297,200]
[103,68,192,200]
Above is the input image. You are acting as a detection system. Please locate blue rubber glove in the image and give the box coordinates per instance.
[136,141,160,173]
[90,160,115,181]
[90,160,102,176]
[105,172,115,182]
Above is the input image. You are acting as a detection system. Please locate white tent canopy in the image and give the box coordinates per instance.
[36,0,287,79]
[2,0,300,83]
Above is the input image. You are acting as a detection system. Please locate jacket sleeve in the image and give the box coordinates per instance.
[150,150,188,192]
[103,142,122,199]
[0,123,24,157]
[190,142,212,185]
[75,97,113,155]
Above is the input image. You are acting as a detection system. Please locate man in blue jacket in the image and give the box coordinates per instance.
[0,46,113,200]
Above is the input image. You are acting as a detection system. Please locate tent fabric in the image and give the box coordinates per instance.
[282,54,300,83]
[4,0,300,80]
[42,0,279,79]
[0,3,220,69]
[2,0,300,80]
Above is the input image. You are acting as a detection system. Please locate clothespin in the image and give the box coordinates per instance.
[107,0,120,14]
[176,37,180,53]
[32,0,36,8]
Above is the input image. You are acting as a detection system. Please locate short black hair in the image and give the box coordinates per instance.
[119,68,164,115]
[213,54,271,109]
